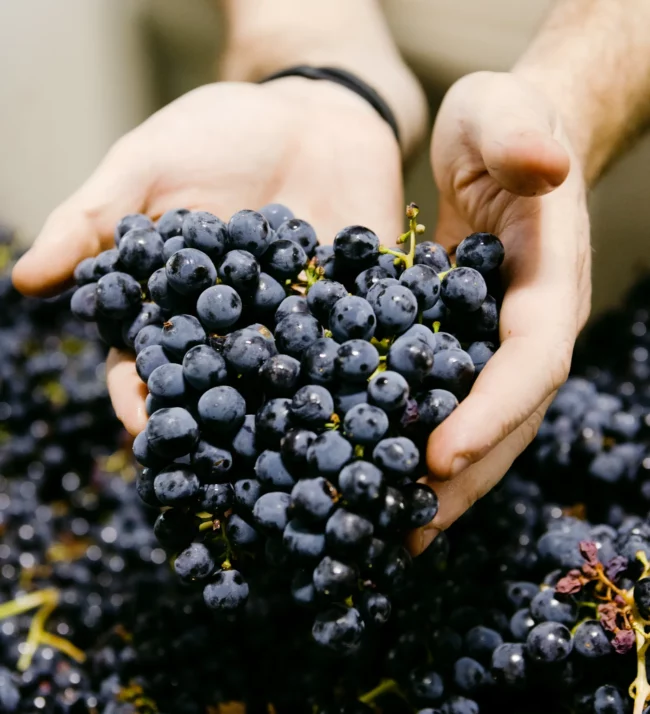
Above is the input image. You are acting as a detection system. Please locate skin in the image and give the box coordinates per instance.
[12,0,650,554]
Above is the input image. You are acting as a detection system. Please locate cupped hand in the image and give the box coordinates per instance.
[412,71,591,553]
[12,79,403,435]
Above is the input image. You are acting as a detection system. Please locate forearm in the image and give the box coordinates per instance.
[218,0,428,159]
[514,0,650,186]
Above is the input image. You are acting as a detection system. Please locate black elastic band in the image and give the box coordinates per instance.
[259,65,400,145]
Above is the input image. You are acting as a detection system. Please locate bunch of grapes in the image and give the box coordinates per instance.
[69,201,504,652]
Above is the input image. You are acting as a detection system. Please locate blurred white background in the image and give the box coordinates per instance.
[0,0,648,314]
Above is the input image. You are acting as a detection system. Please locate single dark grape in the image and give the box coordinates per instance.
[253,491,292,533]
[182,345,228,392]
[329,295,376,342]
[275,217,317,256]
[440,267,487,313]
[157,207,189,240]
[275,313,322,358]
[428,348,475,399]
[373,437,420,478]
[290,385,335,428]
[255,450,296,491]
[153,465,200,505]
[227,209,273,257]
[259,354,302,396]
[367,283,418,336]
[118,227,165,279]
[275,295,310,323]
[400,265,441,309]
[196,285,242,331]
[526,622,573,663]
[203,569,249,610]
[387,336,434,384]
[191,440,233,483]
[259,202,294,230]
[291,477,336,523]
[343,404,389,446]
[307,279,348,325]
[312,605,365,653]
[95,271,142,319]
[414,241,451,272]
[339,460,385,508]
[166,248,217,295]
[306,431,354,479]
[115,212,154,245]
[455,232,504,274]
[182,210,227,260]
[197,386,246,435]
[174,543,215,582]
[333,225,379,267]
[146,406,199,458]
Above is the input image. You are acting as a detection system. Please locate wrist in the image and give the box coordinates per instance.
[218,4,428,159]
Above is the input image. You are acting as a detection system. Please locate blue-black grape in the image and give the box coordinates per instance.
[306,431,354,479]
[387,336,434,384]
[145,406,199,458]
[255,450,296,491]
[203,569,249,610]
[400,265,441,309]
[343,404,389,446]
[275,295,310,323]
[256,397,292,448]
[367,283,418,336]
[253,491,292,533]
[259,202,294,230]
[290,477,337,523]
[223,327,277,376]
[428,349,475,399]
[313,556,358,600]
[302,337,338,385]
[275,313,322,358]
[573,620,612,658]
[259,354,302,396]
[157,207,189,240]
[115,212,154,245]
[95,272,142,319]
[227,209,273,257]
[275,218,318,256]
[307,279,348,325]
[166,248,217,295]
[354,266,391,298]
[339,460,385,508]
[153,465,200,505]
[200,482,234,513]
[191,440,233,483]
[312,605,365,653]
[526,622,573,663]
[329,296,376,342]
[368,370,409,412]
[161,314,206,359]
[70,283,98,321]
[252,272,287,315]
[263,238,307,280]
[182,345,228,391]
[136,344,172,382]
[414,240,451,272]
[417,389,458,429]
[333,225,379,267]
[335,339,379,382]
[372,437,420,478]
[290,385,334,427]
[174,543,215,582]
[217,249,260,294]
[147,363,187,404]
[118,228,165,279]
[197,386,246,435]
[280,428,317,469]
[196,285,242,331]
[440,268,487,313]
[404,483,438,527]
[283,519,327,561]
[182,210,228,261]
[325,509,373,555]
[455,232,504,274]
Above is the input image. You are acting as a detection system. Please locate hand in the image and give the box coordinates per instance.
[412,71,591,554]
[12,79,403,435]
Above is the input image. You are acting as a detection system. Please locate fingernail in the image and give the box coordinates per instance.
[421,527,442,552]
[450,456,471,476]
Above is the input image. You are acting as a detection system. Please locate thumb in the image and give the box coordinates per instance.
[13,136,152,297]
[433,72,571,199]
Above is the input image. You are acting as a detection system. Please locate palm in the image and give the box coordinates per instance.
[104,81,403,251]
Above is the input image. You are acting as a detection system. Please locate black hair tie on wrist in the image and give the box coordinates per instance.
[258,65,400,145]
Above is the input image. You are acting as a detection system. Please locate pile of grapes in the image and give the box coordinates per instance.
[69,202,503,653]
[5,205,650,713]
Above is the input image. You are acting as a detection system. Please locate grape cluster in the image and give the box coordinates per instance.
[68,202,504,651]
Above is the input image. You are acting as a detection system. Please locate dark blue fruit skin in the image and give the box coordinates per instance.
[227,209,273,257]
[233,477,263,512]
[181,210,228,260]
[491,643,527,688]
[163,234,187,260]
[368,370,410,412]
[136,345,172,383]
[387,336,435,384]
[291,477,336,523]
[428,349,475,399]
[441,697,479,714]
[182,345,228,392]
[313,556,359,600]
[465,626,504,664]
[593,686,626,714]
[417,389,458,429]
[161,314,206,359]
[259,354,302,396]
[291,569,317,607]
[404,483,439,528]
[275,295,310,323]
[432,331,461,353]
[256,397,292,448]
[93,248,122,278]
[367,283,418,336]
[263,238,307,280]
[415,241,451,272]
[333,225,380,267]
[455,295,499,338]
[154,508,196,550]
[95,271,142,319]
[400,323,437,352]
[283,519,327,561]
[136,467,160,507]
[423,299,450,325]
[335,340,379,382]
[306,431,354,479]
[454,657,490,696]
[375,487,407,532]
[166,248,217,296]
[123,302,163,348]
[354,266,391,298]
[325,508,374,556]
[572,619,612,658]
[232,415,258,464]
[281,428,317,469]
[467,341,495,374]
[203,569,249,610]
[301,337,338,385]
[378,250,405,277]
[290,385,335,427]
[133,430,164,468]
[226,514,260,548]
[440,267,487,313]
[148,267,192,313]
[307,279,348,325]
[196,285,242,331]
[145,406,199,458]
[343,404,390,446]
[118,227,165,279]
[197,386,246,435]
[114,212,154,245]
[407,666,445,705]
[252,272,286,315]
[509,608,536,641]
[223,328,277,376]
[339,460,385,508]
[259,202,294,230]
[335,384,369,415]
[455,232,504,274]
[74,256,97,284]
[191,440,233,483]
[70,283,98,321]
[255,450,296,491]
[153,465,201,505]
[373,437,420,478]
[329,295,376,342]
[156,207,189,240]
[174,543,215,582]
[147,363,187,404]
[253,491,292,533]
[275,313,322,358]
[275,218,317,256]
[200,482,234,513]
[359,591,392,626]
[400,265,441,309]
[312,605,365,653]
[525,622,573,663]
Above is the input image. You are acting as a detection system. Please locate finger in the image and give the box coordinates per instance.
[13,135,151,297]
[409,396,553,555]
[106,348,148,437]
[433,72,570,198]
